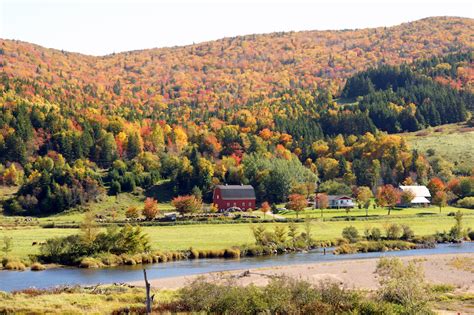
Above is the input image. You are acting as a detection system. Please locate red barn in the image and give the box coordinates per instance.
[213,185,256,211]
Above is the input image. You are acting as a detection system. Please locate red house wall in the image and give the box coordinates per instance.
[213,188,256,211]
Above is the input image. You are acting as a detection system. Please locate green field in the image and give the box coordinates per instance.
[3,211,473,261]
[0,191,174,226]
[279,205,473,219]
[402,123,474,170]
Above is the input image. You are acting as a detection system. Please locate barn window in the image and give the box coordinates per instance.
[242,202,246,206]
[227,202,230,207]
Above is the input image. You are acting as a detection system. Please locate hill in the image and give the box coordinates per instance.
[1,17,473,111]
[1,17,473,216]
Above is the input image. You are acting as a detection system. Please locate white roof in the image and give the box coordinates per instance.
[411,196,430,204]
[399,185,431,197]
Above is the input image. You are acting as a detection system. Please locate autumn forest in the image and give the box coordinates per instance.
[0,16,473,215]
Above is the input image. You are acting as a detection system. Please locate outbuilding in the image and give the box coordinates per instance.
[399,185,431,206]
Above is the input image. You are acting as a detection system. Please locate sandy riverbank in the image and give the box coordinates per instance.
[131,253,474,292]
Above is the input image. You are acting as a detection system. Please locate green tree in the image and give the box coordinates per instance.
[113,79,121,95]
[342,226,359,243]
[127,132,143,159]
[355,186,373,217]
[449,210,464,240]
[288,222,298,247]
[80,212,99,249]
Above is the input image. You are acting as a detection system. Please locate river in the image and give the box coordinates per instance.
[1,242,473,292]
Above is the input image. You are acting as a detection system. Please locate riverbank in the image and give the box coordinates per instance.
[134,253,474,293]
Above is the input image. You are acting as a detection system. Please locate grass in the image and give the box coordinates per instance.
[279,205,473,219]
[447,256,474,273]
[0,191,175,226]
[0,285,176,314]
[401,122,474,170]
[2,213,473,261]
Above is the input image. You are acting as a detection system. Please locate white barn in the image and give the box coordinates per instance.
[399,185,431,205]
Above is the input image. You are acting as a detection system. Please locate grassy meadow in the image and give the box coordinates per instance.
[0,285,175,314]
[2,208,473,261]
[402,122,474,170]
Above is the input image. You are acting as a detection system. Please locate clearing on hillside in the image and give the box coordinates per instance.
[402,123,474,171]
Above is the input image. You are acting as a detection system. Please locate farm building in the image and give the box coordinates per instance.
[399,185,431,206]
[315,195,355,209]
[328,195,355,209]
[212,184,256,211]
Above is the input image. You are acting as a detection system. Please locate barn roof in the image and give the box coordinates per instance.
[215,185,256,200]
[399,185,431,197]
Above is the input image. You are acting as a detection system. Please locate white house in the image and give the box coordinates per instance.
[327,195,355,209]
[399,185,431,206]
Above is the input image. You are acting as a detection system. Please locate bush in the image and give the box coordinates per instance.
[30,262,46,271]
[385,223,402,240]
[401,224,415,241]
[341,226,359,243]
[370,227,382,241]
[457,197,474,209]
[39,224,151,266]
[376,257,431,314]
[125,206,140,219]
[96,253,123,266]
[170,277,362,314]
[79,257,103,268]
[4,259,26,271]
[430,284,455,293]
[468,230,474,241]
[224,248,241,258]
[334,240,417,254]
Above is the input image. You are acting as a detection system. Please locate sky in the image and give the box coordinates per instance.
[1,0,473,56]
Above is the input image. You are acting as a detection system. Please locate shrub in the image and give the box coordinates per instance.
[468,230,474,241]
[341,226,359,243]
[40,224,150,265]
[121,254,137,265]
[457,197,474,209]
[401,224,415,241]
[333,244,357,255]
[430,284,455,293]
[376,257,431,314]
[125,206,140,219]
[142,197,159,220]
[334,241,417,254]
[99,253,123,266]
[370,227,382,241]
[30,262,46,271]
[79,257,103,268]
[4,259,26,271]
[224,248,241,258]
[385,223,402,240]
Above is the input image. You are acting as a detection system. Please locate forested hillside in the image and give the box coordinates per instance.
[0,17,473,215]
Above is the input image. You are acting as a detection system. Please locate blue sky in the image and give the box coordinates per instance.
[1,0,472,56]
